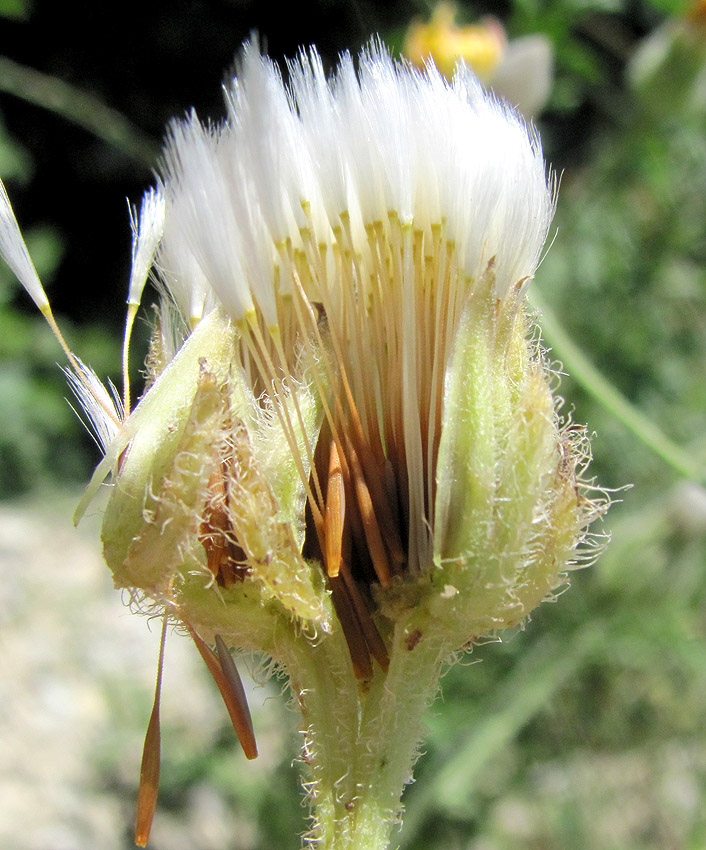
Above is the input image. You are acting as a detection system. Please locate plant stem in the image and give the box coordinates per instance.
[286,613,449,850]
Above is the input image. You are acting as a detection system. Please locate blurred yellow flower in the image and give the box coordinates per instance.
[403,3,553,116]
[404,2,505,80]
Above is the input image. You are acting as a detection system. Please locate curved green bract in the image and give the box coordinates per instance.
[432,278,583,640]
[78,310,236,579]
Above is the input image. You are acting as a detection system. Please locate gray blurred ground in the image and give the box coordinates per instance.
[0,492,286,850]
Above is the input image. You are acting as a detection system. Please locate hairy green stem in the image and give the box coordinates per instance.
[284,613,450,850]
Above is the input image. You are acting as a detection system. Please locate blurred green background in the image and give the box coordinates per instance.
[1,1,705,849]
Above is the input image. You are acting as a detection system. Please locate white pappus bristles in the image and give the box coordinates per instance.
[65,359,123,454]
[155,41,554,328]
[128,185,166,309]
[122,185,166,412]
[144,40,557,575]
[0,178,50,313]
[157,222,214,329]
[160,114,258,324]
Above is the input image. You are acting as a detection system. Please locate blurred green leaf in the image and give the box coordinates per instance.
[643,0,691,13]
[0,55,158,167]
[0,0,29,21]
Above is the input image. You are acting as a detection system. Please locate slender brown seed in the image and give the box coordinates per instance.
[184,621,258,760]
[218,555,237,588]
[384,459,403,545]
[134,614,168,847]
[214,634,257,753]
[329,576,373,680]
[345,435,392,588]
[325,439,345,578]
[199,458,250,587]
[339,560,390,672]
[199,465,230,578]
[330,434,370,581]
[345,405,406,568]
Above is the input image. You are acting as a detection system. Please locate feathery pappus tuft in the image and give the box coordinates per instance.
[0,179,49,312]
[64,359,123,453]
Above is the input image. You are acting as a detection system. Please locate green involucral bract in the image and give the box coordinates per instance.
[213,374,330,625]
[430,274,584,640]
[99,309,235,588]
[95,307,329,628]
